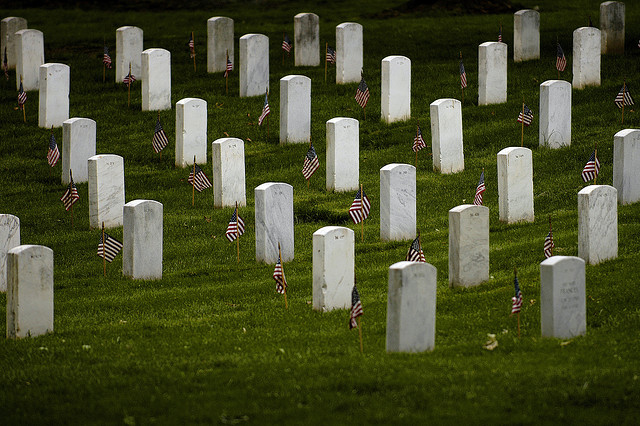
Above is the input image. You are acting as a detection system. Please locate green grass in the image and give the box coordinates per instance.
[1,1,640,424]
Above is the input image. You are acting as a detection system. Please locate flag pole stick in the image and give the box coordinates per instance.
[360,184,364,242]
[278,242,288,309]
[102,222,107,276]
[549,215,553,257]
[325,42,328,84]
[521,98,525,147]
[236,202,240,263]
[192,32,196,72]
[192,155,196,206]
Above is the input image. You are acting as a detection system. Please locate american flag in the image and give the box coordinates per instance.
[326,46,336,64]
[60,176,79,211]
[273,257,287,294]
[152,116,169,153]
[498,25,502,42]
[103,46,112,68]
[258,91,270,126]
[188,164,212,192]
[517,104,534,126]
[47,132,60,167]
[282,34,292,53]
[556,43,566,72]
[405,236,426,263]
[123,71,136,85]
[511,275,523,315]
[474,170,486,206]
[225,206,245,242]
[97,233,123,263]
[3,47,8,80]
[355,76,370,109]
[349,187,371,224]
[413,125,426,152]
[615,84,634,108]
[544,229,554,259]
[581,150,600,182]
[349,285,363,329]
[223,53,232,78]
[188,34,195,59]
[460,59,467,89]
[18,81,27,109]
[302,143,320,180]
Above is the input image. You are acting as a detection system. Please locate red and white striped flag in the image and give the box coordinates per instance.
[188,164,212,192]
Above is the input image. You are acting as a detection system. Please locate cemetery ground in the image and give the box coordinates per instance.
[1,0,640,423]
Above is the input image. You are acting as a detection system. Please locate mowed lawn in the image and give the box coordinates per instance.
[1,0,640,424]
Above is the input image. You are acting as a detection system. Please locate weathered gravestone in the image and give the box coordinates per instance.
[6,245,53,339]
[449,204,489,288]
[336,22,363,84]
[312,226,354,312]
[380,164,416,242]
[255,183,294,263]
[142,48,171,111]
[381,55,411,123]
[280,75,311,144]
[497,147,534,223]
[386,261,437,353]
[514,9,540,62]
[88,155,125,229]
[478,41,507,105]
[123,200,163,280]
[294,13,320,66]
[430,98,464,174]
[116,26,143,83]
[62,118,96,184]
[578,185,618,264]
[1,17,27,69]
[38,63,70,128]
[573,27,601,89]
[540,256,586,339]
[15,29,43,91]
[207,17,234,73]
[613,129,640,205]
[212,138,246,208]
[539,80,571,148]
[600,1,625,54]
[239,34,269,97]
[0,214,20,293]
[175,98,207,167]
[326,117,359,192]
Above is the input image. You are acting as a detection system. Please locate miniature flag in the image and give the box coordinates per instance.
[326,46,336,64]
[123,71,136,85]
[3,47,8,80]
[511,275,523,315]
[188,34,195,59]
[474,170,486,206]
[97,233,123,263]
[556,43,566,72]
[498,26,502,42]
[355,76,370,109]
[517,104,534,126]
[405,236,426,263]
[302,143,320,180]
[349,285,363,329]
[225,207,245,242]
[152,116,169,153]
[349,187,371,224]
[413,125,426,152]
[18,81,27,109]
[282,34,292,53]
[615,84,634,108]
[188,164,212,192]
[47,132,60,167]
[460,59,467,89]
[273,258,287,294]
[581,150,600,182]
[61,176,79,211]
[223,54,232,78]
[258,91,270,126]
[544,229,554,259]
[103,46,112,68]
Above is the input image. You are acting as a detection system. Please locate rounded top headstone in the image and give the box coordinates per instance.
[313,226,354,238]
[540,255,585,267]
[577,184,617,197]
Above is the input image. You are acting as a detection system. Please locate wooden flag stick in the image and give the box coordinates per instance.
[192,155,196,206]
[192,32,197,72]
[521,97,525,147]
[325,42,328,84]
[360,184,364,242]
[102,222,107,276]
[236,202,240,263]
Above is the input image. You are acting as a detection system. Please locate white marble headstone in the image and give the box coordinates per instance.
[62,118,96,184]
[326,117,359,192]
[539,80,572,148]
[294,13,320,66]
[255,183,294,263]
[573,27,601,89]
[380,163,416,241]
[15,29,44,91]
[497,147,534,223]
[212,137,246,208]
[141,48,171,111]
[430,98,464,174]
[448,204,489,288]
[600,1,625,54]
[116,26,143,84]
[336,22,363,84]
[613,129,640,205]
[1,17,27,69]
[175,98,207,167]
[578,185,618,264]
[88,155,125,229]
[207,17,234,73]
[514,9,540,62]
[38,63,70,128]
[0,214,20,293]
[381,55,411,123]
[478,42,507,105]
[280,75,311,144]
[312,226,354,312]
[239,34,269,97]
[123,200,163,280]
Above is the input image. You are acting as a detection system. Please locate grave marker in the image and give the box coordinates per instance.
[430,98,464,173]
[381,55,411,123]
[326,117,359,192]
[613,129,640,205]
[212,138,246,208]
[15,29,44,91]
[312,226,354,312]
[0,214,20,293]
[175,98,207,167]
[62,118,96,184]
[207,17,234,73]
[573,27,601,89]
[448,204,489,288]
[88,155,125,229]
[497,147,534,223]
[38,63,70,128]
[600,1,625,54]
[280,75,311,144]
[578,185,618,264]
[1,17,27,69]
[141,48,171,111]
[514,9,540,62]
[116,26,143,84]
[380,163,416,241]
[294,13,320,66]
[336,22,363,84]
[123,200,163,280]
[539,80,572,148]
[255,183,294,263]
[239,34,269,97]
[478,41,507,105]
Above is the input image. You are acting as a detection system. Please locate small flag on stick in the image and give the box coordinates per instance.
[355,75,370,110]
[413,125,427,153]
[47,130,60,167]
[188,163,213,192]
[258,90,270,126]
[350,283,364,353]
[103,45,112,68]
[406,235,426,262]
[544,216,554,259]
[326,45,336,64]
[18,80,27,109]
[474,169,486,206]
[61,172,80,211]
[97,232,123,263]
[223,51,232,78]
[225,206,245,242]
[459,57,467,89]
[517,104,534,126]
[282,34,292,53]
[511,271,523,337]
[274,243,288,309]
[556,43,566,72]
[615,83,634,108]
[498,24,503,42]
[581,150,600,183]
[349,187,371,224]
[152,114,169,154]
[302,142,320,181]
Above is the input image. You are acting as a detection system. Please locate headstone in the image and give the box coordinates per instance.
[280,75,311,144]
[294,13,320,66]
[175,98,207,167]
[386,261,437,353]
[448,205,489,288]
[540,256,586,339]
[62,118,96,184]
[123,200,163,280]
[600,1,625,54]
[1,16,27,69]
[239,34,269,97]
[381,55,411,123]
[116,26,143,84]
[578,185,618,264]
[6,245,54,339]
[513,9,540,62]
[141,48,171,111]
[38,63,70,128]
[15,29,44,91]
[312,226,354,312]
[207,17,234,73]
[478,41,507,105]
[335,22,363,84]
[380,164,416,241]
[212,138,246,208]
[255,183,294,263]
[88,155,125,229]
[430,98,464,174]
[0,214,20,293]
[539,80,572,148]
[326,117,359,192]
[613,129,640,204]
[497,147,534,223]
[573,27,601,89]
